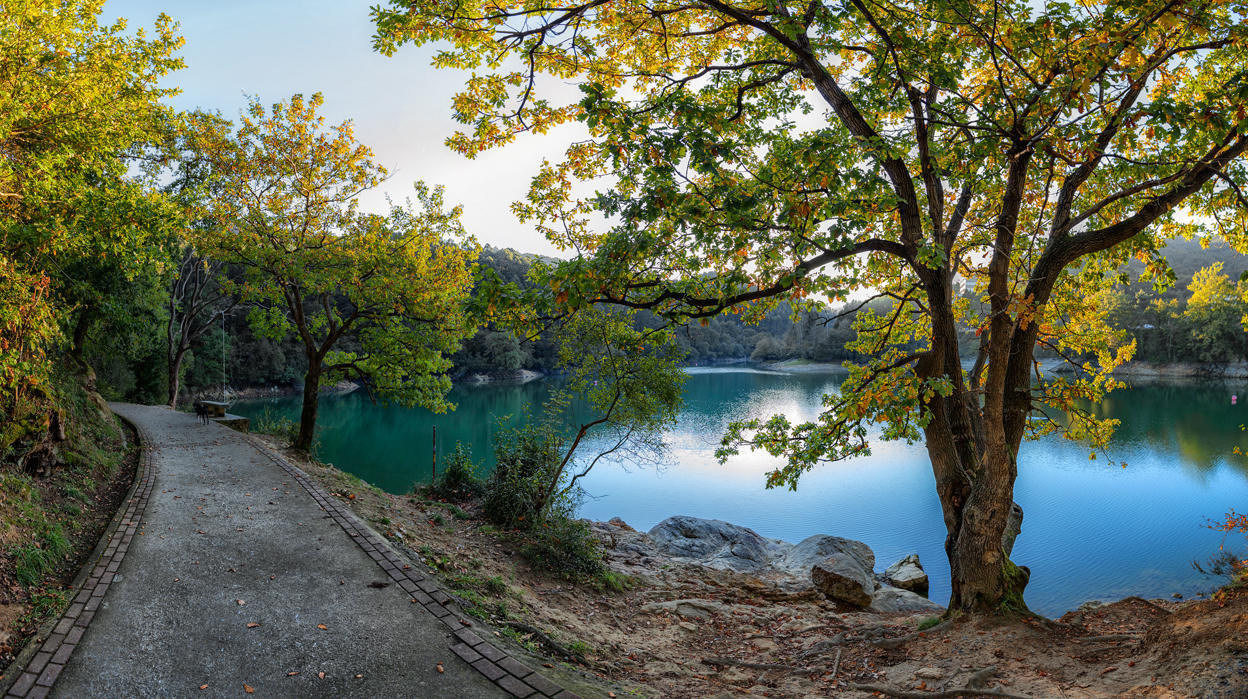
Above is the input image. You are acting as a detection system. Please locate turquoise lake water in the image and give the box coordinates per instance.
[233,369,1248,616]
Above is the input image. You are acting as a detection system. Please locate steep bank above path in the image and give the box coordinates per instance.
[0,373,137,676]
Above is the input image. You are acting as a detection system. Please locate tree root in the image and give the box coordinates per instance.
[1073,634,1140,643]
[701,657,807,674]
[501,621,582,662]
[849,685,1030,699]
[965,665,997,689]
[799,634,848,659]
[850,665,1030,698]
[872,618,955,649]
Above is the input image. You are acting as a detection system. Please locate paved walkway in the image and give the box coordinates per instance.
[10,404,569,697]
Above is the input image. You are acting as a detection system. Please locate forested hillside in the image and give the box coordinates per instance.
[1108,238,1248,364]
[93,237,1248,405]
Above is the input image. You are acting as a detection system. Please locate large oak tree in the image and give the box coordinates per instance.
[374,0,1248,613]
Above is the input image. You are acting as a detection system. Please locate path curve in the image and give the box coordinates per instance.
[8,404,576,698]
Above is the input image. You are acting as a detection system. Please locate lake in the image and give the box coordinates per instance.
[232,369,1248,616]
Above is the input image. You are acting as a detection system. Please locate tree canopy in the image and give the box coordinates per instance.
[1,0,182,450]
[196,94,479,451]
[374,0,1248,612]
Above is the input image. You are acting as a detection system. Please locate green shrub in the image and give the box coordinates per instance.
[253,407,302,446]
[480,423,612,584]
[519,516,605,582]
[430,442,484,499]
[482,424,564,530]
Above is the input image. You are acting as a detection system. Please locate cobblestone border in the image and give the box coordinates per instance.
[2,417,158,699]
[246,437,581,699]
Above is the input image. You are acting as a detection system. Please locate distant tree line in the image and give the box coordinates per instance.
[1104,238,1248,365]
[94,236,1248,407]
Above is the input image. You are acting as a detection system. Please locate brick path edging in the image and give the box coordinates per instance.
[2,417,158,699]
[245,436,582,699]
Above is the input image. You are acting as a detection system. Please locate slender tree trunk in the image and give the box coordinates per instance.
[70,310,92,368]
[295,360,321,452]
[167,346,188,408]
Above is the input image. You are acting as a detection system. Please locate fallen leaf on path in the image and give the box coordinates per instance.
[199,685,208,690]
[436,663,444,673]
[354,674,363,679]
[236,599,245,605]
[368,581,389,589]
[317,672,325,679]
[286,672,299,676]
[243,683,254,694]
[317,624,327,630]
[247,623,260,628]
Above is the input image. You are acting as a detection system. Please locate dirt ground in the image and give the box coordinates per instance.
[283,441,1248,698]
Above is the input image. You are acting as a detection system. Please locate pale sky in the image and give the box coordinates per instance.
[103,0,578,256]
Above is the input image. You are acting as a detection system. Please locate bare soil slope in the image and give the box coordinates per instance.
[283,441,1246,697]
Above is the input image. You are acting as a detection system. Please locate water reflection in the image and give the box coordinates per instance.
[234,372,1248,615]
[1099,380,1248,475]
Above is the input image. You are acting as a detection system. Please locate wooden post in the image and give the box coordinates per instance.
[431,425,437,484]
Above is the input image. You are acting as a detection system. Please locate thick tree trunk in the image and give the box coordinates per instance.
[943,450,1028,614]
[923,274,1031,616]
[294,361,321,452]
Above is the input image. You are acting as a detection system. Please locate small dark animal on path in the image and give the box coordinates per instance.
[194,402,210,425]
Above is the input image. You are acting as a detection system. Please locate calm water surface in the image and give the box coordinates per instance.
[233,369,1248,616]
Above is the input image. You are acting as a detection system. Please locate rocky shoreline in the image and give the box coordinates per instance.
[1111,360,1248,379]
[593,515,944,615]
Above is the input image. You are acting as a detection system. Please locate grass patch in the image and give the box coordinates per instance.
[17,586,70,630]
[917,616,942,631]
[499,625,540,653]
[429,501,470,519]
[593,570,633,593]
[252,408,301,445]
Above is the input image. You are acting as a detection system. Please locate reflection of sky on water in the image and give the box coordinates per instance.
[235,372,1248,616]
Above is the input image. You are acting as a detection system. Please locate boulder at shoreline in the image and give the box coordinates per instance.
[884,553,929,595]
[642,515,945,614]
[647,516,788,573]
